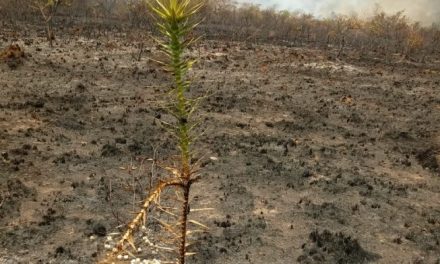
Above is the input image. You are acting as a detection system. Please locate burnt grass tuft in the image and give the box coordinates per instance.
[298,230,380,263]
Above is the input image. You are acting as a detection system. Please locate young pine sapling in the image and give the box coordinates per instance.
[100,1,205,263]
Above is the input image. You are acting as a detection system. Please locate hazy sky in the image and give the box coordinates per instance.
[236,0,440,25]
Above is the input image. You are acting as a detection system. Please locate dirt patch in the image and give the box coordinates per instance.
[0,179,36,220]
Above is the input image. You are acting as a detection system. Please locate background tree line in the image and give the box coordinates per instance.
[1,0,439,61]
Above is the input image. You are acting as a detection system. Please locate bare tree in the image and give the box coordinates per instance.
[31,0,68,47]
[328,14,361,58]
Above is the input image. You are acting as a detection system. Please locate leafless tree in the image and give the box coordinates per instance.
[31,0,68,47]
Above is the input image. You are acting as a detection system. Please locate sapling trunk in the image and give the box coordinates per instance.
[167,12,192,263]
[150,1,204,262]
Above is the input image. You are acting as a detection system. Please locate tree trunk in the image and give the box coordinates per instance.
[337,35,345,58]
[46,22,53,47]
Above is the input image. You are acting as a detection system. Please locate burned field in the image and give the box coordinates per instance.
[0,34,439,263]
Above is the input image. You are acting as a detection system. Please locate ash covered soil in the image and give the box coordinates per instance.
[0,33,439,264]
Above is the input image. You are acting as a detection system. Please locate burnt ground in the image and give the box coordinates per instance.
[0,32,439,264]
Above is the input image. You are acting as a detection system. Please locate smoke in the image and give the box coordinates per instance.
[315,0,440,25]
[237,0,440,25]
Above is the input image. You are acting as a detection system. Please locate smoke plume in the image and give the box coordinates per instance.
[237,0,440,25]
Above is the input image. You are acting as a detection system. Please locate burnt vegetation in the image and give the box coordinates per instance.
[0,0,440,62]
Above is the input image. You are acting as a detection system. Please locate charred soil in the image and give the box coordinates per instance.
[0,33,439,263]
